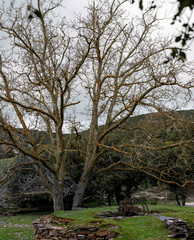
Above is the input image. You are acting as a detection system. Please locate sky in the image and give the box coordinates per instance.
[64,0,194,58]
[2,0,194,60]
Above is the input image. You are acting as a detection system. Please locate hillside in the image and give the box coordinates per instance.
[1,109,193,159]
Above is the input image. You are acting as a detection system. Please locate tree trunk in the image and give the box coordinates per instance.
[182,194,186,206]
[175,192,181,206]
[107,190,111,206]
[53,179,64,212]
[72,172,89,210]
[115,185,121,205]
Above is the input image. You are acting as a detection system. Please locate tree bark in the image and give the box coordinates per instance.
[180,189,186,206]
[175,192,181,206]
[115,185,121,205]
[72,171,90,210]
[106,189,111,206]
[53,179,64,212]
[181,194,186,206]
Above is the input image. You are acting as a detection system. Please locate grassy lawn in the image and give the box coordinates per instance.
[55,204,194,240]
[0,212,51,240]
[0,204,193,240]
[149,204,194,227]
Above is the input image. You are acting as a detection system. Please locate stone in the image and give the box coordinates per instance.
[33,215,117,240]
[95,229,117,238]
[164,218,188,238]
[123,205,143,216]
[107,231,117,238]
[77,230,91,235]
[87,234,96,239]
[77,234,86,239]
[76,226,99,232]
[95,229,108,237]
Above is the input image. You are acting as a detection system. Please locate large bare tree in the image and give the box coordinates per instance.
[0,0,193,212]
[71,0,193,209]
[0,0,91,211]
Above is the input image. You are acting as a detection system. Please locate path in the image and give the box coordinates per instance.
[186,202,194,207]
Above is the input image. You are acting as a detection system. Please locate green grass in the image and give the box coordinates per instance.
[55,204,194,240]
[0,226,33,240]
[0,204,193,240]
[113,216,168,240]
[55,206,168,239]
[150,204,194,228]
[0,212,51,240]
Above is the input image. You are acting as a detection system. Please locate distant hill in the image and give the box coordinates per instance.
[0,109,193,159]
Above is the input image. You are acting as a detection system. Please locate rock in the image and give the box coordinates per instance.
[77,234,85,239]
[96,229,109,237]
[33,215,117,239]
[86,233,95,239]
[123,205,142,216]
[98,211,121,218]
[164,218,188,238]
[76,226,99,232]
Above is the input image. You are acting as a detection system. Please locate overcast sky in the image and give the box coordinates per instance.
[2,0,194,60]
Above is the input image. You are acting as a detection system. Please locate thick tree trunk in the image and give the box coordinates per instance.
[72,172,89,210]
[53,179,64,212]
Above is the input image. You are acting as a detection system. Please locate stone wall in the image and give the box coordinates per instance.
[33,215,117,240]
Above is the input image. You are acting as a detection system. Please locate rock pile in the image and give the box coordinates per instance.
[164,218,188,239]
[33,215,117,240]
[98,206,144,218]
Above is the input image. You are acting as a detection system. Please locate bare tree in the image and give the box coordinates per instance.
[0,0,91,211]
[71,0,193,209]
[0,0,193,212]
